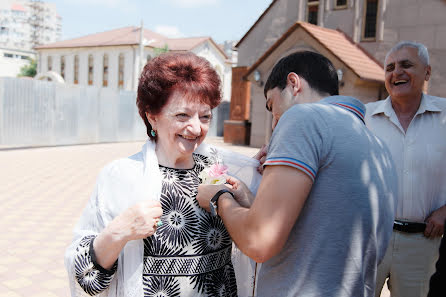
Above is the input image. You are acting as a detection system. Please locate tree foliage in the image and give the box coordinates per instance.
[153,44,169,56]
[18,59,37,78]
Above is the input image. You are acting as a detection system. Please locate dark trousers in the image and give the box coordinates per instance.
[427,221,446,297]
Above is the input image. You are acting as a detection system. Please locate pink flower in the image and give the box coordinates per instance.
[208,163,228,177]
[199,163,229,185]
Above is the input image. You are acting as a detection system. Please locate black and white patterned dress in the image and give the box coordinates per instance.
[74,154,237,297]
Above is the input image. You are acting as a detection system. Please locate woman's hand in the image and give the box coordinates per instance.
[93,200,163,270]
[253,144,268,174]
[108,200,163,242]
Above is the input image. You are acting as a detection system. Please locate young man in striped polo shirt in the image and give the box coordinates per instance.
[197,51,396,297]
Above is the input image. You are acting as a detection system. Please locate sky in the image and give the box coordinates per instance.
[49,0,273,44]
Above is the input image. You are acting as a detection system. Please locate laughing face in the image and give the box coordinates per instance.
[147,91,212,167]
[384,47,431,101]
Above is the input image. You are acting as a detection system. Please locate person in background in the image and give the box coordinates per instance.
[365,41,446,297]
[197,51,397,297]
[427,219,446,297]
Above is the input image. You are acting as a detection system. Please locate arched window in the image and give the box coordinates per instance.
[47,56,52,71]
[60,56,65,79]
[88,54,93,85]
[307,0,319,25]
[103,54,108,87]
[118,53,124,89]
[74,55,79,84]
[146,54,152,62]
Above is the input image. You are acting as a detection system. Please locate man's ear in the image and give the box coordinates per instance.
[287,72,302,96]
[145,112,157,130]
[425,65,431,81]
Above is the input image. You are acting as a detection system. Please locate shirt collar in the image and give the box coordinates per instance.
[320,95,366,124]
[371,93,442,117]
[417,93,442,114]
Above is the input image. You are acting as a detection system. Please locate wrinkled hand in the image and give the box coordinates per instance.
[197,184,228,212]
[253,144,268,174]
[108,200,163,242]
[424,205,446,238]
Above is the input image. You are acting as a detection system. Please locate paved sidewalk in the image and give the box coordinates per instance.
[0,138,390,297]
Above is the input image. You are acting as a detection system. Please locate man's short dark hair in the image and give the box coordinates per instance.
[264,51,339,98]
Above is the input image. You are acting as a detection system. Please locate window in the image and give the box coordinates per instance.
[103,54,108,87]
[118,53,124,89]
[146,54,152,62]
[307,1,319,25]
[4,52,13,58]
[61,56,65,79]
[74,55,79,84]
[88,54,93,85]
[335,0,347,8]
[363,0,379,40]
[47,56,52,71]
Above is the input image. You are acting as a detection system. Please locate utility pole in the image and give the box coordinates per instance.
[139,20,145,75]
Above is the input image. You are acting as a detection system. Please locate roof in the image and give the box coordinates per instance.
[235,0,278,48]
[166,37,228,58]
[35,27,167,49]
[11,3,26,11]
[245,22,384,83]
[34,26,227,58]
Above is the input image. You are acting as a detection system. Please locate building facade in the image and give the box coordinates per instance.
[0,0,62,50]
[234,0,446,147]
[35,27,233,102]
[0,47,35,77]
[0,0,61,77]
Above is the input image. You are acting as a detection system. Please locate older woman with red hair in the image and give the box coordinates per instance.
[65,52,261,297]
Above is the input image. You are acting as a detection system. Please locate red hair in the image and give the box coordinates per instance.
[137,52,222,138]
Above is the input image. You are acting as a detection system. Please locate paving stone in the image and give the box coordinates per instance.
[0,138,390,296]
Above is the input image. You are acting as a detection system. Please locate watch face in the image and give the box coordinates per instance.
[210,201,218,216]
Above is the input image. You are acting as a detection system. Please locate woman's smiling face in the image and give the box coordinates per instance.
[147,90,212,165]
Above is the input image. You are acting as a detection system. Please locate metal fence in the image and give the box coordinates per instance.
[0,78,227,148]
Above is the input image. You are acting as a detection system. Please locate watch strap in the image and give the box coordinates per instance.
[210,189,234,216]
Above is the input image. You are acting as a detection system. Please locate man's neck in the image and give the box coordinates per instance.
[298,90,327,104]
[390,92,423,132]
[390,93,422,115]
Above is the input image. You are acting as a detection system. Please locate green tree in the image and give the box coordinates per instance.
[18,58,37,78]
[153,44,169,56]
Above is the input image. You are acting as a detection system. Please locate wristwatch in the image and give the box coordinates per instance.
[209,189,234,217]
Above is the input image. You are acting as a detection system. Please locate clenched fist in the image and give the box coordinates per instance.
[108,200,163,241]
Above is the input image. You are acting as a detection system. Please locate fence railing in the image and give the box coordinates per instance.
[0,78,227,148]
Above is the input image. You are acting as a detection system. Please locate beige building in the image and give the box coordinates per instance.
[35,26,233,101]
[233,0,446,147]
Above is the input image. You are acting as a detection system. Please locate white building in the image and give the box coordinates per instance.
[35,26,233,101]
[0,47,35,77]
[0,0,62,50]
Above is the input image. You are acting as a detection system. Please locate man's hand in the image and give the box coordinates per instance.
[196,184,228,212]
[253,144,268,174]
[225,175,255,208]
[425,205,446,238]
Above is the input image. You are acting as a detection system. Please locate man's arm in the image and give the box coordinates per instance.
[198,164,312,263]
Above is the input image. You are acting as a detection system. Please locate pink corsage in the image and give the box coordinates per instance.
[199,163,228,185]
